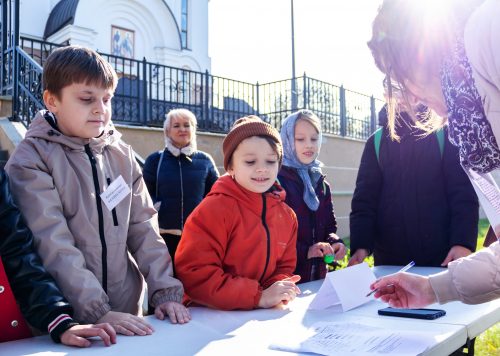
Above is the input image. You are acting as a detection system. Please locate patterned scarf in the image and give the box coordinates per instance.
[441,39,500,173]
[280,112,323,211]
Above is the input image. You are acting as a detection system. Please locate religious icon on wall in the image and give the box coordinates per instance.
[111,26,134,58]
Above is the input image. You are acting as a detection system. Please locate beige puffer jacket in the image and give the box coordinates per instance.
[429,242,500,304]
[6,111,183,323]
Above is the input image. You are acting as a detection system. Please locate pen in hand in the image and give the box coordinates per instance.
[366,261,415,297]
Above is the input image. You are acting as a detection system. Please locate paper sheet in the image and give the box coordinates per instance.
[309,262,376,311]
[467,168,500,237]
[270,322,434,356]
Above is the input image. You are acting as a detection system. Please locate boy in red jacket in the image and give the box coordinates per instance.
[176,116,301,310]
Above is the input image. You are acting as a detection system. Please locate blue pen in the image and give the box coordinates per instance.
[366,261,415,297]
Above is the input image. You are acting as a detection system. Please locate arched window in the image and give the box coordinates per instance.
[181,0,188,49]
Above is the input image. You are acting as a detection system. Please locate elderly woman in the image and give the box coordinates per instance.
[143,109,219,272]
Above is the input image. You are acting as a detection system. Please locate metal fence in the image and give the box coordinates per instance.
[1,1,383,139]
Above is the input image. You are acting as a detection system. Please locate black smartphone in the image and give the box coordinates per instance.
[378,307,446,320]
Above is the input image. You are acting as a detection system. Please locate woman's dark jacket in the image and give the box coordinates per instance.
[349,112,479,266]
[0,170,76,342]
[278,166,340,282]
[143,149,219,230]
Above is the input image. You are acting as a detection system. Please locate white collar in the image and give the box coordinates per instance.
[165,136,197,157]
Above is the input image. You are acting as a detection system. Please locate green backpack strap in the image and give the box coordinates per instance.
[373,127,383,163]
[374,127,444,164]
[436,128,445,159]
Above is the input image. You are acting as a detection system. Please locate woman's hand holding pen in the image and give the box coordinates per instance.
[369,273,437,308]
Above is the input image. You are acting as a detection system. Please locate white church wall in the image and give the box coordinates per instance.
[18,0,210,72]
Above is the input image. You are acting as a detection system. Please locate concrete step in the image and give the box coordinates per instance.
[0,96,12,118]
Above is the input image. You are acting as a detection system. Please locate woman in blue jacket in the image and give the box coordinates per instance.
[143,109,219,271]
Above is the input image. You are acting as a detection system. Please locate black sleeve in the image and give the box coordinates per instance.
[142,151,160,201]
[442,133,479,252]
[0,170,76,340]
[349,135,383,255]
[204,153,220,197]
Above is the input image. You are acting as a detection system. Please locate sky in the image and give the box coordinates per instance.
[208,0,385,99]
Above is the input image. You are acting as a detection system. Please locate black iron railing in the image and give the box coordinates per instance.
[14,46,43,126]
[2,30,384,139]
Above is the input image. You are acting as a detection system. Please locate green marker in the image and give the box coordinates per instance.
[323,254,335,264]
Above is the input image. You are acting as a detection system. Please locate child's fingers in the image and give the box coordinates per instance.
[73,326,114,346]
[132,316,154,333]
[281,282,301,294]
[157,302,191,324]
[114,324,134,336]
[284,274,301,284]
[332,242,345,253]
[281,276,301,294]
[320,243,335,256]
[166,306,178,324]
[120,320,150,336]
[65,334,91,348]
[280,288,298,303]
[94,323,117,344]
[293,284,301,294]
[155,306,165,320]
[175,307,191,324]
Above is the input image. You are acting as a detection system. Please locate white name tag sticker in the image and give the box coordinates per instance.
[100,175,131,211]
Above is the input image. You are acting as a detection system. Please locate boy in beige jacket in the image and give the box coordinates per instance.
[6,46,190,336]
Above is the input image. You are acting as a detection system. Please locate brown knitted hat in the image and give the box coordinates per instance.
[222,115,282,171]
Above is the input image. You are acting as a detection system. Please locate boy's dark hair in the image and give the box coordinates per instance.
[43,45,118,97]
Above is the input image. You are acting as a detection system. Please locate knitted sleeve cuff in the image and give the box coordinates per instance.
[151,286,184,307]
[48,314,79,343]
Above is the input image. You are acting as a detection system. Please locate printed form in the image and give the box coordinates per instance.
[270,322,434,356]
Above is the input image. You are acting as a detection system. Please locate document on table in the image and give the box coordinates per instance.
[309,262,375,311]
[269,321,434,356]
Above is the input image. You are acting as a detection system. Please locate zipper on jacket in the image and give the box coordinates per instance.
[85,144,108,293]
[258,194,271,282]
[106,178,119,226]
[178,157,184,230]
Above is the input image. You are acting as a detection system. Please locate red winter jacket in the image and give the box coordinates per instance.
[175,175,298,310]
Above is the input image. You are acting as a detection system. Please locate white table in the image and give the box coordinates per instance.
[1,266,497,356]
